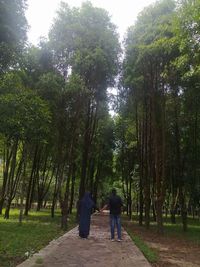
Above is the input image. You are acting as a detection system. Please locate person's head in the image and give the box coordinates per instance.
[111,188,117,196]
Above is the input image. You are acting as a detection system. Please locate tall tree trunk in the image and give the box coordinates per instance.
[79,101,91,200]
[69,163,76,214]
[4,198,12,219]
[24,145,38,216]
[19,161,27,224]
[170,188,179,224]
[93,161,101,205]
[128,178,132,220]
[153,106,165,234]
[61,167,72,230]
[4,139,19,219]
[144,97,151,229]
[88,158,95,194]
[179,187,187,232]
[139,119,144,226]
[51,165,60,218]
[0,143,12,214]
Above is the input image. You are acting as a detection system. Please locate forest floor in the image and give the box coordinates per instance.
[123,217,200,267]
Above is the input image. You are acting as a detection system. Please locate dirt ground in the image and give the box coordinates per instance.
[124,221,200,267]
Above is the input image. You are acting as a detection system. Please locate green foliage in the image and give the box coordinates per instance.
[49,1,121,89]
[0,71,25,94]
[129,0,175,46]
[0,90,51,141]
[19,45,55,89]
[36,72,65,109]
[0,0,28,73]
[173,0,200,81]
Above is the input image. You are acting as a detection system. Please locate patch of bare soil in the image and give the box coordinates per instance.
[124,221,200,267]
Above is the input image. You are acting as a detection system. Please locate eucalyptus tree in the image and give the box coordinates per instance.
[86,101,115,204]
[114,111,138,220]
[169,0,200,229]
[155,0,200,230]
[123,0,177,233]
[49,1,121,204]
[55,74,88,229]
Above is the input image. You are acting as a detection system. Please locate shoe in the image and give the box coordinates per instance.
[81,237,87,240]
[117,239,122,242]
[111,239,115,242]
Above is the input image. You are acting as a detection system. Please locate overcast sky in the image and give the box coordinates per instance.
[26,0,156,45]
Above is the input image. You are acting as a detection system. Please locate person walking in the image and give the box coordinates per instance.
[101,188,123,241]
[78,192,95,239]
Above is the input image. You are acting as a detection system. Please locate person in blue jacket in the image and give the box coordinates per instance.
[78,192,95,239]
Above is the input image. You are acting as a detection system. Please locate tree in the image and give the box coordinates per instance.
[49,2,121,203]
[0,0,28,73]
[0,88,51,218]
[122,0,177,233]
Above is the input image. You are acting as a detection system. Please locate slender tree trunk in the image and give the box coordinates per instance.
[24,145,38,216]
[4,139,20,219]
[139,179,144,226]
[69,164,76,214]
[152,90,166,234]
[19,161,26,224]
[170,188,179,224]
[128,178,132,220]
[61,167,72,230]
[152,166,157,222]
[88,158,95,194]
[79,99,98,201]
[144,97,151,229]
[179,187,187,232]
[79,102,91,200]
[139,120,144,226]
[152,201,156,222]
[4,198,12,219]
[51,166,60,218]
[0,144,12,214]
[93,162,101,205]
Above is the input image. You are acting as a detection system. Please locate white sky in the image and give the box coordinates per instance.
[26,0,156,45]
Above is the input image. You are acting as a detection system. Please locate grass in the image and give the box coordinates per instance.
[0,209,77,267]
[128,214,200,243]
[161,216,200,245]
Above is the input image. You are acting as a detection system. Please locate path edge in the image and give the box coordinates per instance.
[16,225,78,267]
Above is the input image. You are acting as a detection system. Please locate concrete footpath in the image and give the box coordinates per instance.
[17,213,151,267]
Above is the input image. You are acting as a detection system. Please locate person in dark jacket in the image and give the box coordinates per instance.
[101,188,123,241]
[78,192,95,239]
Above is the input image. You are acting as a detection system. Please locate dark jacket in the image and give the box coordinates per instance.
[108,194,123,215]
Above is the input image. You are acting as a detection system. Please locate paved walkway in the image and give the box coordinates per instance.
[17,213,151,267]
